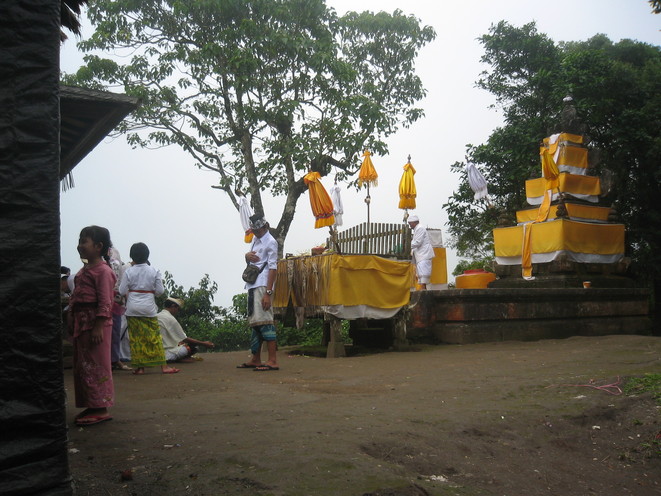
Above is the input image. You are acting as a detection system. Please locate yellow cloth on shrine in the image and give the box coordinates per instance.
[494,219,625,258]
[272,254,413,309]
[542,133,584,146]
[516,204,611,223]
[556,146,588,172]
[526,174,601,200]
[430,247,447,284]
[521,190,553,277]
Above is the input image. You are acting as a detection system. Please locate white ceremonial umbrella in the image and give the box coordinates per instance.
[330,183,344,227]
[238,194,254,243]
[466,162,490,203]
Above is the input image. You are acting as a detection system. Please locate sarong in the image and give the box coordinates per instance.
[73,325,114,408]
[127,316,167,368]
[247,286,274,327]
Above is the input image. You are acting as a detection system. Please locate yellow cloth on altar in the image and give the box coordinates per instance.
[273,254,413,309]
[526,174,600,200]
[494,219,625,258]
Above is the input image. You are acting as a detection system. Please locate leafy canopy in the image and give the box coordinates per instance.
[64,0,435,250]
[444,21,661,283]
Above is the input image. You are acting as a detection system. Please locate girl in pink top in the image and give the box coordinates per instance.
[68,226,117,426]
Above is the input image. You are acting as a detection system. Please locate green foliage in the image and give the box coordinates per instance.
[444,22,661,288]
[452,258,495,277]
[157,272,251,351]
[279,319,325,347]
[156,272,343,351]
[624,373,661,405]
[66,0,435,252]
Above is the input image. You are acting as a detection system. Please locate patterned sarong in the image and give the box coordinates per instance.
[127,316,166,368]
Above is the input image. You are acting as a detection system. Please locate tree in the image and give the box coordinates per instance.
[64,0,435,253]
[445,21,563,262]
[650,1,661,14]
[444,22,661,291]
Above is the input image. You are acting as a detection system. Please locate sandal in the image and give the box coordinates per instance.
[75,414,112,426]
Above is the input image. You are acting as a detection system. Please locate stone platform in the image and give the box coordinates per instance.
[406,287,652,345]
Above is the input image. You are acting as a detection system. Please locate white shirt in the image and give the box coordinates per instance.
[119,263,164,317]
[411,224,435,263]
[157,309,187,352]
[245,230,278,290]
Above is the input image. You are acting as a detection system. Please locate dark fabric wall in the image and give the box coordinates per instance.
[0,1,72,494]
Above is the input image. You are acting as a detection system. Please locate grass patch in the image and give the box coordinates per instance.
[623,373,661,404]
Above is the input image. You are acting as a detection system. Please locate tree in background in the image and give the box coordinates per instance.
[650,1,661,14]
[445,22,661,295]
[64,0,435,253]
[157,272,224,342]
[445,22,562,263]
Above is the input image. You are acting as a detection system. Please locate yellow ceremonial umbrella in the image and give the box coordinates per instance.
[398,155,417,210]
[358,149,378,223]
[304,171,335,229]
[358,149,378,188]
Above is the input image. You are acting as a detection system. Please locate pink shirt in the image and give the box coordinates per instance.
[69,262,116,338]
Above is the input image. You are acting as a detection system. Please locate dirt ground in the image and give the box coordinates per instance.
[65,335,661,496]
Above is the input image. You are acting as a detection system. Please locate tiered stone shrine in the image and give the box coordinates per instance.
[491,131,630,288]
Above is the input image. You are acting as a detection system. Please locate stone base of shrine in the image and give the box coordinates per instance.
[406,287,652,345]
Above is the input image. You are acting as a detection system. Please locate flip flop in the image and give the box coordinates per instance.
[237,363,258,369]
[75,414,112,426]
[162,368,180,374]
[254,365,279,371]
[75,409,92,420]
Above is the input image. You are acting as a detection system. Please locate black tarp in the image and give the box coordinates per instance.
[0,1,72,494]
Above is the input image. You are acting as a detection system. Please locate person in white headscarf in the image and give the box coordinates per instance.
[237,214,280,371]
[407,215,435,290]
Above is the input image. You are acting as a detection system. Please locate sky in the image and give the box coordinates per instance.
[59,0,661,307]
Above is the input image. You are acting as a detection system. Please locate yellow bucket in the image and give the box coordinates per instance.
[455,270,496,289]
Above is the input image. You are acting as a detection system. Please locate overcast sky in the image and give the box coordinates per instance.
[59,0,661,307]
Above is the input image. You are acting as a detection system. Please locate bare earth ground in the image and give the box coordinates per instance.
[65,335,661,496]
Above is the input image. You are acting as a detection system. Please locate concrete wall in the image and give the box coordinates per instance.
[407,288,652,344]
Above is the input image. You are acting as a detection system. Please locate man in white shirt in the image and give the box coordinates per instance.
[408,215,435,290]
[236,214,279,371]
[157,297,214,362]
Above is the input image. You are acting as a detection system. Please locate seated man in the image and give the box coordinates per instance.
[157,297,214,362]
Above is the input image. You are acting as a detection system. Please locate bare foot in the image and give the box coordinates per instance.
[132,368,145,375]
[161,366,180,374]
